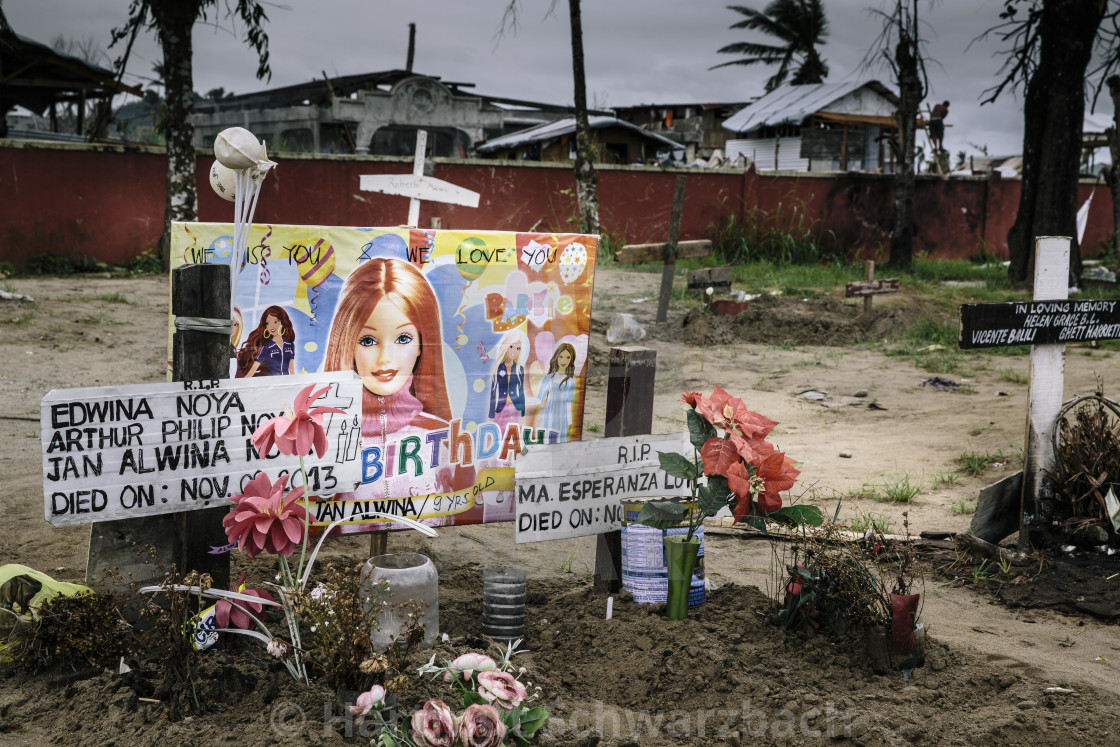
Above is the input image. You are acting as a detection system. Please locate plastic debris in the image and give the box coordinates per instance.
[606,313,646,344]
[922,377,959,392]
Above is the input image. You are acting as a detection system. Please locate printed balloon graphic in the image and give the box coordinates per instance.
[208,235,234,261]
[293,238,336,324]
[559,242,588,284]
[456,236,488,282]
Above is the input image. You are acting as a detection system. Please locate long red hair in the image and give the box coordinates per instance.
[324,258,451,421]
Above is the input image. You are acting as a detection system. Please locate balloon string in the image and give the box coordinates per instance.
[454,284,468,350]
[182,225,197,265]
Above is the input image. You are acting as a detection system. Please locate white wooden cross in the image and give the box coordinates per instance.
[958,236,1120,548]
[359,130,481,227]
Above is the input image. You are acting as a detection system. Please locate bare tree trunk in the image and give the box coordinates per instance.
[152,1,200,270]
[1105,75,1120,258]
[888,11,923,270]
[1006,0,1102,286]
[568,0,599,235]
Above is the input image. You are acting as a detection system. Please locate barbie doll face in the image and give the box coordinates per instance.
[354,298,421,397]
[264,314,283,339]
[505,340,521,364]
[556,348,573,369]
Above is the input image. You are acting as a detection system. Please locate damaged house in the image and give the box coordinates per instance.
[722,81,899,173]
[474,115,684,164]
[190,71,573,157]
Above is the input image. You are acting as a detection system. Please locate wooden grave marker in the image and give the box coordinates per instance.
[359,129,480,228]
[612,175,711,323]
[846,260,899,313]
[686,266,733,296]
[956,236,1108,549]
[47,372,364,527]
[515,432,690,543]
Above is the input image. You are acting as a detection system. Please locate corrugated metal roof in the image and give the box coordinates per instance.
[476,116,684,153]
[722,81,897,134]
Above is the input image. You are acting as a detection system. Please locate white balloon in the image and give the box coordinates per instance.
[209,160,237,202]
[214,127,261,170]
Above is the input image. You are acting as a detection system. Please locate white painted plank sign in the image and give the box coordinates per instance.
[359,174,481,209]
[515,432,691,544]
[41,373,363,527]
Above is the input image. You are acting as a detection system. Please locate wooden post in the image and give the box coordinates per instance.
[1020,236,1069,550]
[864,260,875,314]
[594,346,657,593]
[86,263,232,592]
[655,176,688,324]
[370,531,388,558]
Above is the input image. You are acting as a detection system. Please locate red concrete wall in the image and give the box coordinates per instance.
[1,140,1113,270]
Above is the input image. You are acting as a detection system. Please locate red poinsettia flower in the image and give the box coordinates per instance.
[729,433,764,465]
[699,436,741,476]
[215,572,276,630]
[754,450,800,514]
[222,472,308,558]
[726,461,753,501]
[252,383,346,459]
[695,385,778,440]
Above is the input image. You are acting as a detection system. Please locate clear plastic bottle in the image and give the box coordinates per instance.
[481,567,526,641]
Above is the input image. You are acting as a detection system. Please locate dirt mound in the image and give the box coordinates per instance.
[679,294,921,347]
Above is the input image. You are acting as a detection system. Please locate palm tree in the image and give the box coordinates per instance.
[711,0,830,92]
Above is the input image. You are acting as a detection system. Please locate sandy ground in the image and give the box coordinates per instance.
[3,266,1120,708]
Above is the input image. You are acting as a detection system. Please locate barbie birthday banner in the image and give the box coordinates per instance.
[170,223,598,532]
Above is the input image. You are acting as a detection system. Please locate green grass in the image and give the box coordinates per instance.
[950,500,977,516]
[956,449,1007,477]
[850,511,892,534]
[932,470,959,488]
[555,553,576,574]
[878,473,923,503]
[998,368,1028,384]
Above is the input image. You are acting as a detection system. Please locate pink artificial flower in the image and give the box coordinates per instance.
[458,703,507,747]
[476,670,529,711]
[214,572,276,630]
[349,685,387,717]
[222,472,307,558]
[442,652,498,684]
[411,700,458,747]
[252,383,345,458]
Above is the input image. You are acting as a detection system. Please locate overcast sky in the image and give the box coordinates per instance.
[6,0,1114,160]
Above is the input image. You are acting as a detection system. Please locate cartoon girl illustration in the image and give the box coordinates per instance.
[236,305,296,377]
[324,258,466,530]
[488,330,529,433]
[231,307,244,349]
[535,342,577,443]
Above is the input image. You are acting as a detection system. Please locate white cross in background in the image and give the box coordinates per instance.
[359,130,481,226]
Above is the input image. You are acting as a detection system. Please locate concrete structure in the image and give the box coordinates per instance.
[722,81,899,173]
[191,71,571,157]
[8,139,1117,272]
